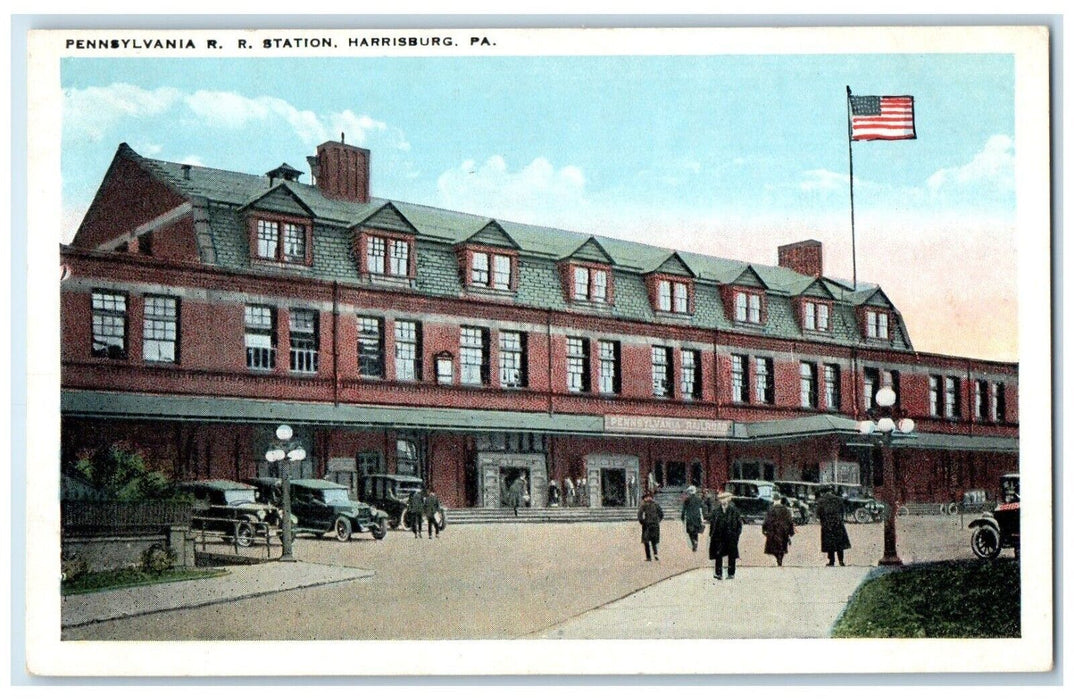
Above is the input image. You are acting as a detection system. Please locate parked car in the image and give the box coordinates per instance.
[723,480,808,524]
[359,473,446,532]
[289,479,389,542]
[179,479,284,547]
[830,483,887,523]
[968,473,1020,559]
[772,481,824,524]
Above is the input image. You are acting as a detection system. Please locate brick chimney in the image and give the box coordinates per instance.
[312,135,370,203]
[778,239,823,278]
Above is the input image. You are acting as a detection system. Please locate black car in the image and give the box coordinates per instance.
[289,479,389,542]
[723,480,779,523]
[831,483,887,523]
[359,473,446,531]
[968,473,1020,559]
[179,479,284,547]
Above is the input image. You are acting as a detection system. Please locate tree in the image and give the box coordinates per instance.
[71,443,188,502]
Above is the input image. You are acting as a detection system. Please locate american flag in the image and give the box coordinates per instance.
[849,94,916,141]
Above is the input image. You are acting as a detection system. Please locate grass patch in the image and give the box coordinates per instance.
[832,559,1020,638]
[62,567,227,596]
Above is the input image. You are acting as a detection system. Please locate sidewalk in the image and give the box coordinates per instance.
[534,564,871,639]
[62,561,374,628]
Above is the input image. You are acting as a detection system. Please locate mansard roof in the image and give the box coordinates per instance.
[92,145,912,350]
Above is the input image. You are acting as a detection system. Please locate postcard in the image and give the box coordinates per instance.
[22,24,1052,677]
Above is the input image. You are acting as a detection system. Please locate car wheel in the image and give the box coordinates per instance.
[947,503,960,516]
[388,514,401,530]
[971,526,1002,560]
[854,507,871,524]
[333,516,353,542]
[234,522,254,548]
[372,517,388,540]
[400,508,411,530]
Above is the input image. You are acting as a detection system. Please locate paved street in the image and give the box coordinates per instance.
[62,514,983,641]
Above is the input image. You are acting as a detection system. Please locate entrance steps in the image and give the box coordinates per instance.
[445,506,639,525]
[654,487,687,519]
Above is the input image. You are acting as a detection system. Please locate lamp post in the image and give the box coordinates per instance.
[858,386,915,566]
[265,424,305,563]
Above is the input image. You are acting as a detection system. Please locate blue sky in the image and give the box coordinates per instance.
[60,53,1017,360]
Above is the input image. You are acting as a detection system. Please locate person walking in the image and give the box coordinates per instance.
[708,491,742,579]
[680,485,704,552]
[637,492,664,561]
[407,487,425,538]
[815,486,851,566]
[423,488,442,539]
[627,474,639,507]
[507,476,525,517]
[762,497,796,566]
[564,477,576,507]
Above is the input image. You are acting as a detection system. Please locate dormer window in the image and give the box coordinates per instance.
[865,310,890,340]
[803,300,831,332]
[650,276,692,315]
[734,290,763,324]
[459,247,518,292]
[359,230,416,281]
[250,215,312,266]
[569,264,611,303]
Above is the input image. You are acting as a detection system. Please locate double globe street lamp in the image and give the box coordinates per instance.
[265,423,305,563]
[858,385,915,566]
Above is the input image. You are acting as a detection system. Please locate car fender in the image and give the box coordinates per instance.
[967,514,999,530]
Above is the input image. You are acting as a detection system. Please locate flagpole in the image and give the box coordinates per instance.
[846,85,858,290]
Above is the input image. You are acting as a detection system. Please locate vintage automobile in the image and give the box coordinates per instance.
[831,483,888,523]
[772,481,823,524]
[179,479,285,547]
[358,473,446,532]
[723,480,808,525]
[968,473,1020,560]
[287,479,390,542]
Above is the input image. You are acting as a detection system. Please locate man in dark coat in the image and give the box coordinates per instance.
[708,491,743,579]
[506,476,525,517]
[423,489,442,539]
[637,493,664,561]
[762,497,796,566]
[407,487,425,538]
[680,485,705,552]
[815,487,851,566]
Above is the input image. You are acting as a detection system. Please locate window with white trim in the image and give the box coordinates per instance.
[974,379,987,421]
[573,266,589,300]
[493,254,512,290]
[800,361,818,408]
[592,270,608,301]
[257,220,279,259]
[804,301,830,331]
[472,252,490,286]
[499,331,527,388]
[289,309,319,374]
[673,282,689,314]
[657,281,672,312]
[566,337,590,393]
[366,236,386,275]
[395,320,421,381]
[866,310,890,339]
[755,357,774,405]
[652,346,672,398]
[735,291,762,323]
[824,364,841,411]
[598,340,620,394]
[389,240,410,277]
[244,304,276,371]
[681,349,701,399]
[944,376,961,419]
[143,295,178,363]
[255,219,307,263]
[282,223,306,262]
[357,316,384,378]
[731,354,748,403]
[92,291,127,359]
[460,327,489,386]
[929,375,941,416]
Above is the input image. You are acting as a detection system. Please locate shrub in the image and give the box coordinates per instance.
[71,444,190,503]
[61,555,89,583]
[140,544,177,574]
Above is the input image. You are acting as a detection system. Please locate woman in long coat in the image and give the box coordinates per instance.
[762,497,795,566]
[815,488,852,566]
[708,492,743,579]
[637,493,664,561]
[680,486,704,552]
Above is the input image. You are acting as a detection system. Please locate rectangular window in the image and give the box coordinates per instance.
[389,240,410,277]
[460,327,489,386]
[974,379,987,421]
[673,282,689,314]
[357,316,384,378]
[748,293,762,323]
[929,375,941,416]
[731,354,748,403]
[396,439,419,476]
[566,337,590,393]
[598,340,621,394]
[863,367,880,410]
[944,376,961,419]
[652,346,672,398]
[142,295,178,363]
[755,357,774,404]
[681,349,701,399]
[573,267,589,300]
[824,364,841,411]
[735,292,761,323]
[256,220,278,259]
[735,292,748,322]
[289,308,319,374]
[367,236,386,275]
[992,382,1007,422]
[282,223,306,262]
[592,269,608,302]
[244,304,276,370]
[493,255,512,290]
[657,280,672,311]
[499,331,527,388]
[472,252,490,286]
[395,320,421,381]
[804,301,817,331]
[817,303,830,331]
[800,361,818,408]
[91,291,127,359]
[866,310,890,339]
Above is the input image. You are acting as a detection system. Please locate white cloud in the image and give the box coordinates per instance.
[178,155,206,166]
[436,156,588,225]
[799,168,848,193]
[926,134,1015,194]
[63,84,183,141]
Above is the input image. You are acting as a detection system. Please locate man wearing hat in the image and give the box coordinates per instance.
[637,492,665,561]
[708,490,743,579]
[680,485,705,552]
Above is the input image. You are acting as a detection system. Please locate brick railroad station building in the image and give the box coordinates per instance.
[60,140,1019,510]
